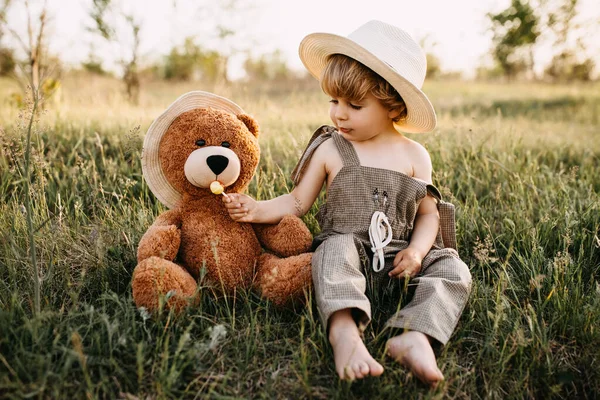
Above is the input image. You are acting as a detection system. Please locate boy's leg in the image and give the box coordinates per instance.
[385,255,471,345]
[312,234,372,332]
[384,255,471,385]
[313,234,382,380]
[329,308,384,380]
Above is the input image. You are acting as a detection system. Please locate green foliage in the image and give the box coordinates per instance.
[81,46,108,76]
[0,0,13,41]
[87,1,142,104]
[88,0,114,40]
[0,77,599,398]
[546,0,578,46]
[488,0,540,78]
[164,37,227,83]
[542,0,596,82]
[476,64,506,81]
[425,53,441,79]
[545,51,595,82]
[487,0,597,81]
[0,47,15,76]
[81,60,107,76]
[163,38,198,81]
[244,50,292,82]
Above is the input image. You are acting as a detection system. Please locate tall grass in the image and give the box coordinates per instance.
[0,75,599,399]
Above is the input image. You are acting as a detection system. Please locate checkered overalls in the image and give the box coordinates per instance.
[292,126,472,344]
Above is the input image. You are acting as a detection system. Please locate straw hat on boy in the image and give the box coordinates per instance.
[299,20,436,134]
[142,91,244,209]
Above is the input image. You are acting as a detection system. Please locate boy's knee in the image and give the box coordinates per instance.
[452,260,472,291]
[434,258,471,290]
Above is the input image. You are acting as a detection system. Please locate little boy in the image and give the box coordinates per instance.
[224,21,472,386]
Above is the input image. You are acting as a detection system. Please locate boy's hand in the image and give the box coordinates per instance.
[222,193,259,222]
[389,248,423,278]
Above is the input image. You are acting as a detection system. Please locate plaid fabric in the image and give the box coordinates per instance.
[298,126,471,344]
[438,201,457,251]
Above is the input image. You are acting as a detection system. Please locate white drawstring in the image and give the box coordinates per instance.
[369,211,392,272]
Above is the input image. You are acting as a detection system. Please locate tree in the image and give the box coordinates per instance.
[171,0,260,83]
[418,36,441,80]
[88,0,142,104]
[0,0,11,40]
[163,37,227,82]
[243,50,291,82]
[542,0,596,81]
[488,0,541,79]
[81,46,108,76]
[0,0,54,100]
[0,47,15,76]
[425,53,441,79]
[122,14,140,103]
[164,38,200,81]
[544,50,595,81]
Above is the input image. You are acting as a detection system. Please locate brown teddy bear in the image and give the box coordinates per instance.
[132,91,313,311]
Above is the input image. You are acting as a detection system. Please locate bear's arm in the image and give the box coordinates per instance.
[252,215,312,258]
[137,209,182,262]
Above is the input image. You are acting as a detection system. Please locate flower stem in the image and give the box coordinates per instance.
[24,90,40,316]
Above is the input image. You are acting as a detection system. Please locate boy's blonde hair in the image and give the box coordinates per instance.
[321,54,408,123]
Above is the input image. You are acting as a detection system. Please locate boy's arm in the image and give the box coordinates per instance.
[389,143,439,278]
[407,194,440,259]
[223,141,328,224]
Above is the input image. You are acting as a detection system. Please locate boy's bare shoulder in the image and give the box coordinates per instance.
[311,136,343,176]
[401,136,429,157]
[311,136,335,161]
[402,137,432,181]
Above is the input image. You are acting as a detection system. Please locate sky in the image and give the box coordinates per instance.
[4,0,600,79]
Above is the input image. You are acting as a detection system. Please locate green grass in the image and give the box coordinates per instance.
[1,75,599,399]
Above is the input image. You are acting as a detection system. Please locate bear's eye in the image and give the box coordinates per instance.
[221,141,230,148]
[195,139,206,146]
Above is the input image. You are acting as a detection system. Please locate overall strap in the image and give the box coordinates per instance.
[331,131,361,167]
[426,184,442,202]
[426,183,458,251]
[291,125,334,186]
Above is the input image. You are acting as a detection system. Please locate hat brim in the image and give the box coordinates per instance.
[142,91,244,209]
[299,33,436,133]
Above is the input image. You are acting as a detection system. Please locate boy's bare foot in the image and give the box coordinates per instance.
[330,326,384,380]
[386,331,444,387]
[328,310,384,381]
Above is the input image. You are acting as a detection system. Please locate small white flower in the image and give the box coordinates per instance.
[138,306,150,322]
[207,324,227,352]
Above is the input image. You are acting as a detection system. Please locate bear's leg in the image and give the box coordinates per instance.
[132,256,197,312]
[255,253,313,306]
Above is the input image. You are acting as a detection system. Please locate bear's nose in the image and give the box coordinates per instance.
[206,155,229,176]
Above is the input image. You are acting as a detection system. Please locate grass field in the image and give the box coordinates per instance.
[0,74,599,399]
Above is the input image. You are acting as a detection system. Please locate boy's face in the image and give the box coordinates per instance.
[328,93,398,142]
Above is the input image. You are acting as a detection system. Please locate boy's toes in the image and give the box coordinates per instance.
[351,362,367,379]
[416,364,444,387]
[430,368,444,385]
[368,360,384,376]
[358,362,370,377]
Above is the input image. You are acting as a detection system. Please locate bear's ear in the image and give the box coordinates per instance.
[237,114,259,137]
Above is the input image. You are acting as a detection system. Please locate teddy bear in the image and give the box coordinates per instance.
[131,91,313,311]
